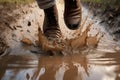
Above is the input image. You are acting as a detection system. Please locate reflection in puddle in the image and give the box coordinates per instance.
[0,52,120,80]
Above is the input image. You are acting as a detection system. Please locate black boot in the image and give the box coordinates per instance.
[64,0,82,30]
[43,5,64,55]
[43,5,62,41]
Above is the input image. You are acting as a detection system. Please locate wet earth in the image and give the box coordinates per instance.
[0,1,120,80]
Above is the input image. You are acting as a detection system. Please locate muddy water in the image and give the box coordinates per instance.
[0,51,120,80]
[1,1,120,80]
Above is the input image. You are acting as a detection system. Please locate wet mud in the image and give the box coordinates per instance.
[1,52,120,80]
[0,0,120,80]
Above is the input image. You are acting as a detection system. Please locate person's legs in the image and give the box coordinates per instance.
[36,0,62,40]
[36,0,63,55]
[64,0,82,30]
[43,5,62,40]
[36,0,55,9]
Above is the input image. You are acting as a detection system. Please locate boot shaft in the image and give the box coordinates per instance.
[64,0,82,30]
[64,0,81,9]
[43,5,62,39]
[44,5,58,27]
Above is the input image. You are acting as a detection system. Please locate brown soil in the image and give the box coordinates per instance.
[0,1,120,56]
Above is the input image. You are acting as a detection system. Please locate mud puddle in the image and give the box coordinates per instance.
[1,51,120,80]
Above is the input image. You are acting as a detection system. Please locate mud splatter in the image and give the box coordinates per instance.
[21,37,33,45]
[37,17,102,55]
[69,23,92,49]
[37,23,64,52]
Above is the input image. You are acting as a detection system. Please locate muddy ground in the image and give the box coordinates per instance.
[0,1,120,55]
[82,1,120,40]
[0,0,120,80]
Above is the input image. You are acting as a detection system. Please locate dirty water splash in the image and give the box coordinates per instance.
[37,17,102,55]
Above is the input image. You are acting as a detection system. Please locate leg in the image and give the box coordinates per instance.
[43,5,62,39]
[36,0,62,40]
[64,0,82,30]
[36,0,55,9]
[36,0,63,55]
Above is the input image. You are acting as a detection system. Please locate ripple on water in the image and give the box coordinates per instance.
[0,51,120,80]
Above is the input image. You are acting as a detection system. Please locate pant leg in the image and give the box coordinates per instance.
[36,0,56,9]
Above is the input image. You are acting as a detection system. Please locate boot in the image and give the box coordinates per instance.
[43,5,64,55]
[43,5,62,41]
[64,0,82,30]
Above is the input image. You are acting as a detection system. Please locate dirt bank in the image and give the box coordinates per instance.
[82,1,120,40]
